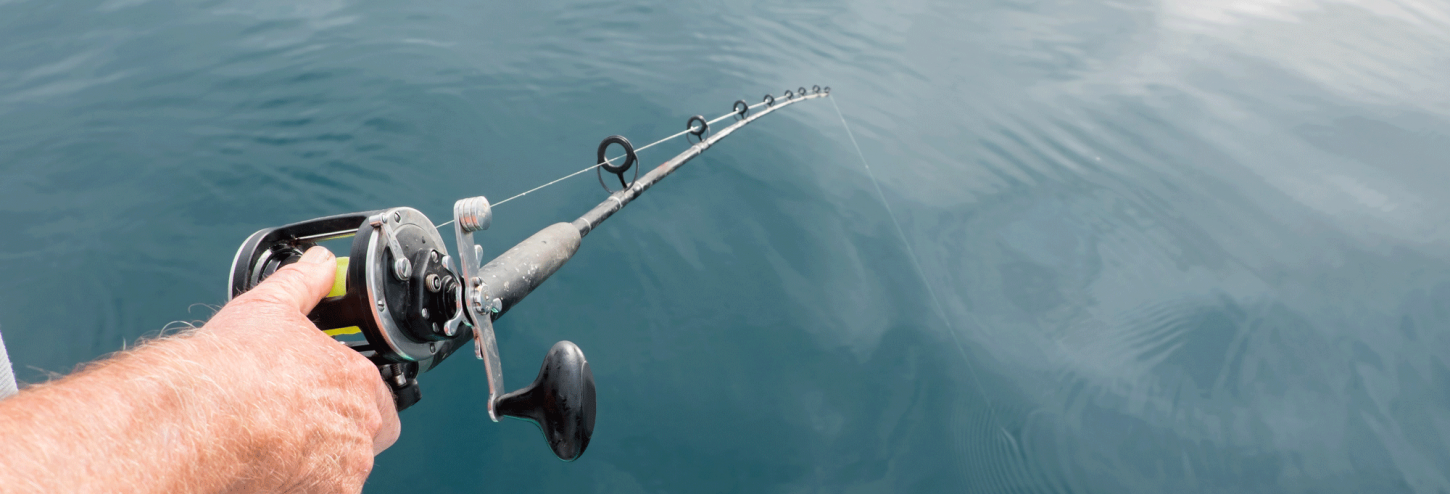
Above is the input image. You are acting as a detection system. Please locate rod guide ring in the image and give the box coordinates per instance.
[596,135,638,192]
[686,115,709,143]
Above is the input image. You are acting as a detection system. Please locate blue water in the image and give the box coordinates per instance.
[3,0,1449,492]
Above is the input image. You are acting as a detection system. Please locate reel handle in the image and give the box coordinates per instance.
[494,341,596,461]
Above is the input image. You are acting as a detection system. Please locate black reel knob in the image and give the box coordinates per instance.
[494,341,596,461]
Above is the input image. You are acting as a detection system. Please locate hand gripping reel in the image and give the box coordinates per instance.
[227,197,596,461]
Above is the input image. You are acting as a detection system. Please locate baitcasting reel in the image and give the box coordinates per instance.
[228,197,595,461]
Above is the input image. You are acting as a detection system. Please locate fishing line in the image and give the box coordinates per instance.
[440,97,788,226]
[436,107,747,228]
[828,95,1002,424]
[704,112,737,126]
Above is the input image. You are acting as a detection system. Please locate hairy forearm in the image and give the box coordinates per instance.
[0,331,251,493]
[0,250,394,494]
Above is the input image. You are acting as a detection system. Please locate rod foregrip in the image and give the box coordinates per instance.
[478,222,582,320]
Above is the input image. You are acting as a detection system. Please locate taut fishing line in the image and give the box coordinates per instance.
[829,96,1005,438]
[438,99,776,228]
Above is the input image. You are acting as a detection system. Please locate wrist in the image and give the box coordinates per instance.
[0,333,247,493]
[95,334,254,492]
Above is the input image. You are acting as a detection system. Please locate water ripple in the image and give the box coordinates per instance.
[1,0,1448,492]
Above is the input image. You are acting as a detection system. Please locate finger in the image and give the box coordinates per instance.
[240,246,337,314]
[372,378,402,455]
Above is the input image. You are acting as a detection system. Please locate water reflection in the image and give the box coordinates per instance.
[0,0,1446,491]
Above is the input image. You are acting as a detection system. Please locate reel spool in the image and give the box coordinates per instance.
[227,199,595,460]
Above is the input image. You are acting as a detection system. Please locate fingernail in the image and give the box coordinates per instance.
[300,246,334,264]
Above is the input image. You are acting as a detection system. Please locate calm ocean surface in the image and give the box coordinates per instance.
[2,0,1449,492]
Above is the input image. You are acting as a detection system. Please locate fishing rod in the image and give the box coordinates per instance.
[226,85,831,461]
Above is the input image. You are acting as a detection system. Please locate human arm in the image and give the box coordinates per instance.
[0,246,399,493]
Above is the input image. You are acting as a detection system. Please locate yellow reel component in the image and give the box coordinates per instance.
[324,326,362,336]
[328,256,350,298]
[322,257,360,336]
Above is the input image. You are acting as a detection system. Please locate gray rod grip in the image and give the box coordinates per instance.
[478,222,582,321]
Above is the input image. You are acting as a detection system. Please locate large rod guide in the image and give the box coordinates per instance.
[226,86,829,461]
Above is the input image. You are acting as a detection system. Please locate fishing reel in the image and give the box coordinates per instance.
[227,197,595,461]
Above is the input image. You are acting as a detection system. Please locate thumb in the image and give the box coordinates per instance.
[240,246,338,315]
